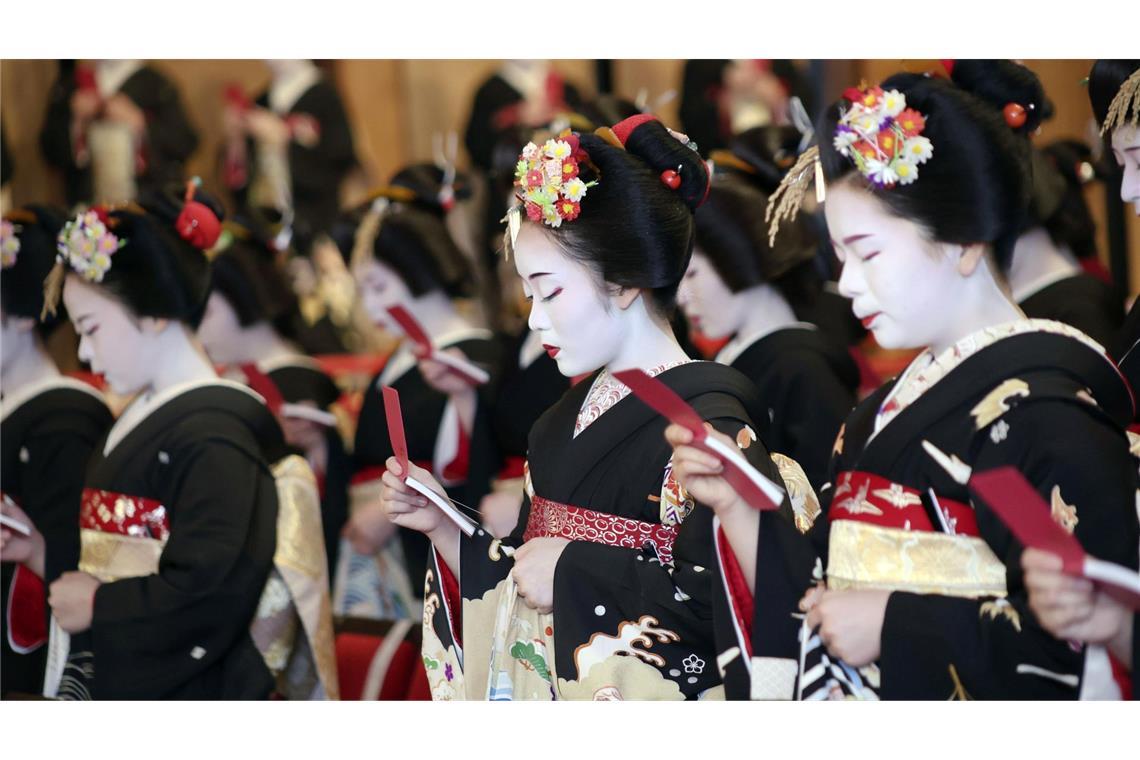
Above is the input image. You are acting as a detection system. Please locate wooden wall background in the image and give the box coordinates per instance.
[3,58,1136,291]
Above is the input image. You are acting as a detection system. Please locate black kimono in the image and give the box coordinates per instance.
[40,64,198,207]
[231,79,356,250]
[1018,274,1124,352]
[352,330,504,599]
[50,381,281,700]
[486,328,571,483]
[1,378,110,697]
[718,324,858,491]
[422,361,795,700]
[714,319,1140,700]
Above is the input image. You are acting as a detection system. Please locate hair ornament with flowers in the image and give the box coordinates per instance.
[40,205,128,320]
[1,219,21,270]
[514,133,597,229]
[55,207,127,284]
[833,86,934,189]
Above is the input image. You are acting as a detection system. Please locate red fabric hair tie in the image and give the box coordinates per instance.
[176,177,221,249]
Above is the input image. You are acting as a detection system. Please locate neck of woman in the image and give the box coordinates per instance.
[2,334,60,397]
[605,294,690,374]
[1007,227,1081,302]
[929,259,1025,357]
[233,322,299,365]
[148,323,219,396]
[731,283,800,343]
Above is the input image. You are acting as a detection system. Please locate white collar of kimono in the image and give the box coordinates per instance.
[102,378,264,457]
[871,317,1111,439]
[715,321,818,368]
[1,376,104,424]
[268,62,322,115]
[95,60,143,99]
[1011,266,1083,304]
[377,326,494,388]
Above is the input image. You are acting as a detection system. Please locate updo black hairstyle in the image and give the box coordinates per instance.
[1026,140,1100,260]
[389,162,472,217]
[3,205,69,335]
[210,216,302,339]
[1088,60,1140,129]
[818,60,1044,275]
[45,182,224,327]
[529,114,711,317]
[349,200,473,300]
[696,126,821,310]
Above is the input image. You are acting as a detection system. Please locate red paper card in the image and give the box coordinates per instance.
[970,466,1140,610]
[386,306,489,385]
[381,385,477,536]
[613,369,785,512]
[382,386,409,474]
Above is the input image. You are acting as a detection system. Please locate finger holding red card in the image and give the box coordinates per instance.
[381,385,478,536]
[387,305,490,386]
[970,466,1140,611]
[612,369,785,512]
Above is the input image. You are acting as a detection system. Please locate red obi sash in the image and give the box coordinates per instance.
[523,495,679,565]
[829,470,979,536]
[80,488,170,541]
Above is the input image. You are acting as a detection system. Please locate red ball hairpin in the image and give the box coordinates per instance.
[661,165,682,190]
[1003,102,1028,129]
[176,177,221,250]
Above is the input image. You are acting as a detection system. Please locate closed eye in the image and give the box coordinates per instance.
[82,326,100,337]
[541,287,563,303]
[861,251,881,262]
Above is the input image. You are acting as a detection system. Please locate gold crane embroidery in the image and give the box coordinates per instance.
[979,598,1022,632]
[970,379,1030,430]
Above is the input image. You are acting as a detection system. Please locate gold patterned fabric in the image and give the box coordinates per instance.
[826,520,1007,598]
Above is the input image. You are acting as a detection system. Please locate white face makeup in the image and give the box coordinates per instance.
[825,181,966,351]
[676,249,746,340]
[351,257,414,334]
[196,291,244,365]
[62,275,160,396]
[0,309,25,368]
[1111,125,1140,216]
[512,223,626,378]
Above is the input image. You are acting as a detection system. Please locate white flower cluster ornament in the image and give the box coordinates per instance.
[56,208,127,283]
[833,86,934,189]
[514,134,597,228]
[1,220,20,270]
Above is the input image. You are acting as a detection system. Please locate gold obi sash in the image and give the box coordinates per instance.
[826,471,1007,599]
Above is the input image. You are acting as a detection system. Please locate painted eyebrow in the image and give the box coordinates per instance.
[74,313,94,326]
[829,233,873,248]
[527,272,553,281]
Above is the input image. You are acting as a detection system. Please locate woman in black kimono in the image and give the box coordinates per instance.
[1088,60,1140,407]
[0,206,112,697]
[668,60,1140,700]
[679,125,858,490]
[197,218,350,579]
[379,115,798,700]
[1020,59,1140,690]
[1009,139,1123,348]
[338,192,503,620]
[38,186,282,699]
[40,60,199,207]
[223,59,357,255]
